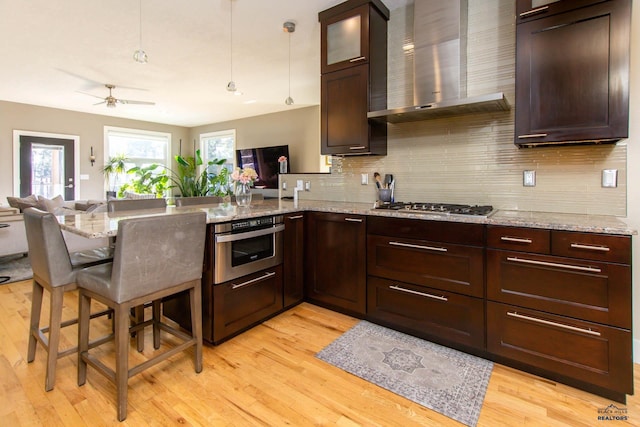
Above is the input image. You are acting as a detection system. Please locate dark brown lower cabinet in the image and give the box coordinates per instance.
[212,265,283,344]
[305,212,367,316]
[367,276,484,350]
[487,301,633,401]
[283,213,305,308]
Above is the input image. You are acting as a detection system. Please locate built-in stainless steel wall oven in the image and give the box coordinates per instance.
[213,215,284,283]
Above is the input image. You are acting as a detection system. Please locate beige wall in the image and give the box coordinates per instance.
[0,101,189,201]
[189,106,325,174]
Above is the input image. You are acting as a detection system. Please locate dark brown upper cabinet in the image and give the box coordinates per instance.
[515,0,631,147]
[319,0,388,156]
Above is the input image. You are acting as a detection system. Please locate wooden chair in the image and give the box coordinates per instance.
[23,207,113,391]
[76,211,206,421]
[175,196,223,207]
[107,198,167,212]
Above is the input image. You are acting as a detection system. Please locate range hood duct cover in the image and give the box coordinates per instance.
[368,0,509,123]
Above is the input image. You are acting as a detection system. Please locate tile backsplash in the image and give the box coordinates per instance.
[283,0,627,217]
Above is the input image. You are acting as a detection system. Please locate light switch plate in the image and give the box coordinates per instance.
[361,173,368,185]
[523,170,536,187]
[602,169,618,188]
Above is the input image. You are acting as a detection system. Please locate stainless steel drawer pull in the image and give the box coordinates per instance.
[519,6,550,18]
[506,256,601,273]
[344,218,363,223]
[390,285,448,302]
[507,311,601,337]
[518,133,548,139]
[389,241,447,252]
[349,56,366,63]
[287,215,304,220]
[501,236,533,244]
[349,146,366,150]
[570,243,610,252]
[231,271,276,290]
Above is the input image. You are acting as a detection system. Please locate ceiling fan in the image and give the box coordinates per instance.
[80,84,155,108]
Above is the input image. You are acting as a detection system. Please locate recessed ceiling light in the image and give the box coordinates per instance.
[402,43,414,51]
[243,99,257,104]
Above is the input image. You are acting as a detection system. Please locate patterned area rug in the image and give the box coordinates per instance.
[0,254,32,284]
[316,321,493,427]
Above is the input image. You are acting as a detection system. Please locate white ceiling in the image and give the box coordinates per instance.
[0,0,359,127]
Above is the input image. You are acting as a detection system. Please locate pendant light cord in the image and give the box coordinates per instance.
[138,0,143,49]
[229,0,233,82]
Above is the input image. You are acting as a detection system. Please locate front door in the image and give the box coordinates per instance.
[19,135,75,200]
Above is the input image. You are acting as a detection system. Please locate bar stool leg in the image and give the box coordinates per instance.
[27,281,44,363]
[77,292,91,386]
[115,305,130,422]
[45,288,64,391]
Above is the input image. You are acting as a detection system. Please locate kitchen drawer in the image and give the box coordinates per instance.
[367,276,485,350]
[486,225,550,254]
[487,249,631,328]
[367,234,484,297]
[552,231,631,264]
[368,216,484,246]
[212,265,283,344]
[487,301,633,396]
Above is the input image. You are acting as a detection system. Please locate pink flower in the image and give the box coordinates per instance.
[232,167,258,185]
[278,156,287,163]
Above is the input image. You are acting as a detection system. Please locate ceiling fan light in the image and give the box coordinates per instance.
[133,49,148,64]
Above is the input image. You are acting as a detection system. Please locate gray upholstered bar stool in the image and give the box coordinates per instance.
[76,211,206,421]
[107,197,167,212]
[174,196,223,207]
[23,207,114,392]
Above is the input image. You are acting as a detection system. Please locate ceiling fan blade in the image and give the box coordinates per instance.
[78,91,106,100]
[118,99,155,106]
[93,100,106,106]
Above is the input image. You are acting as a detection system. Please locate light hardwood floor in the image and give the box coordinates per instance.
[0,279,638,426]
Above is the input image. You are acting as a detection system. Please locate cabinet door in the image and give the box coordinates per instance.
[487,301,633,398]
[321,64,370,155]
[321,4,369,74]
[515,0,630,146]
[367,276,485,350]
[305,212,367,316]
[212,265,283,344]
[283,213,305,308]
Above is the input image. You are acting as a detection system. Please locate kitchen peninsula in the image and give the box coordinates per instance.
[58,199,635,403]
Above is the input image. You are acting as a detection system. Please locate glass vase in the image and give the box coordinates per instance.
[235,182,252,207]
[279,159,288,174]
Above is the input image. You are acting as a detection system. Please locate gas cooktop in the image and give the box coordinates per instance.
[374,202,496,218]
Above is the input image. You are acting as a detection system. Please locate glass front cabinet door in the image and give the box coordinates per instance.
[321,4,370,74]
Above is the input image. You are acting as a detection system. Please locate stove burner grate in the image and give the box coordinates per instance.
[375,202,495,217]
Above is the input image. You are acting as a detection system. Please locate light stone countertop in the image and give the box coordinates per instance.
[57,199,636,238]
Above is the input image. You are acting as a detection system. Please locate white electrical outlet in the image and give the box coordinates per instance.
[361,173,368,185]
[296,180,304,190]
[282,181,287,190]
[304,181,311,191]
[523,170,536,187]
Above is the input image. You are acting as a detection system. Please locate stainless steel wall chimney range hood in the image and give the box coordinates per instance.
[368,0,509,124]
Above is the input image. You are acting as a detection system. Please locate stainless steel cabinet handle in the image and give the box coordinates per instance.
[507,311,601,337]
[506,256,601,273]
[389,241,447,252]
[287,215,304,220]
[518,133,548,139]
[215,224,285,243]
[349,56,366,63]
[501,236,533,244]
[344,217,363,223]
[570,243,610,252]
[390,285,448,302]
[231,271,276,290]
[519,6,550,18]
[349,146,366,150]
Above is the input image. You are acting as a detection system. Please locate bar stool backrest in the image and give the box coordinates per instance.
[175,196,223,207]
[107,198,167,212]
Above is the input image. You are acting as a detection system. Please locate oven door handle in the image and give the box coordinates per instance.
[215,224,285,243]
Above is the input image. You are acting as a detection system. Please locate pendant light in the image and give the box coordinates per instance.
[226,0,237,92]
[133,0,148,63]
[283,21,295,105]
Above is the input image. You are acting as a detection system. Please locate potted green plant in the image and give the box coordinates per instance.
[102,154,129,199]
[118,164,169,198]
[168,150,231,198]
